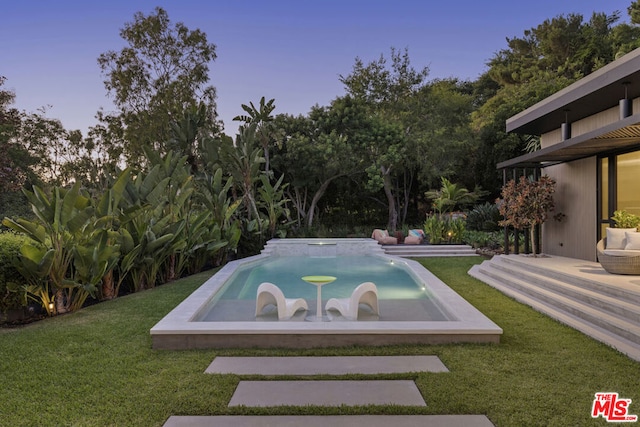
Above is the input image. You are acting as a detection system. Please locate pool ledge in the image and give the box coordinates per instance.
[151,239,502,349]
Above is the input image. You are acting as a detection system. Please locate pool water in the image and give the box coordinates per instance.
[194,255,450,322]
[222,255,428,300]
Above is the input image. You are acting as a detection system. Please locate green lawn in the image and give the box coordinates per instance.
[1,257,638,426]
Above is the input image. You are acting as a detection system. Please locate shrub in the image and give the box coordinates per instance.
[424,215,466,244]
[466,202,502,232]
[0,232,28,314]
[463,230,503,250]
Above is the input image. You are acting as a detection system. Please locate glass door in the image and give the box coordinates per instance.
[599,150,640,238]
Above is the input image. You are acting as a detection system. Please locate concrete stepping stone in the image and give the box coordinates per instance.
[206,355,449,375]
[164,415,496,427]
[228,380,426,407]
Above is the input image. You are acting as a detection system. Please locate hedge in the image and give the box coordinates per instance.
[0,232,27,314]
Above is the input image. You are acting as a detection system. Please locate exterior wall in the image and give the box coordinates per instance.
[541,157,597,261]
[540,128,562,148]
[540,97,640,148]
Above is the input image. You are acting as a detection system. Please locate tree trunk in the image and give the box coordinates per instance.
[401,170,414,225]
[529,226,537,257]
[54,288,68,315]
[290,187,307,228]
[306,175,343,228]
[135,274,147,293]
[166,254,176,282]
[101,270,116,300]
[381,166,397,231]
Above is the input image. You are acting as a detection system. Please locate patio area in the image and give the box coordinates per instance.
[469,254,640,362]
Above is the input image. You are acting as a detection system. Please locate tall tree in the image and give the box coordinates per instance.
[97,7,220,166]
[0,78,74,189]
[0,77,26,193]
[272,99,366,228]
[340,48,429,230]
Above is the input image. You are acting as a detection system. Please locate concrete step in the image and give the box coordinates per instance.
[498,255,640,305]
[382,244,478,257]
[487,259,640,324]
[164,415,496,427]
[473,261,640,345]
[468,257,640,361]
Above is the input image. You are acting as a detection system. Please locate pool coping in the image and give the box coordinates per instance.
[150,239,503,349]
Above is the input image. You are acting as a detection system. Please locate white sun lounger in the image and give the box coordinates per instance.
[255,282,308,320]
[325,282,379,320]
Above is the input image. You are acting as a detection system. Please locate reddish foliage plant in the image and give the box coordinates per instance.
[497,175,556,257]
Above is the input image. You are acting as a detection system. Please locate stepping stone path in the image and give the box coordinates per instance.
[164,356,495,427]
[229,380,426,407]
[205,355,449,375]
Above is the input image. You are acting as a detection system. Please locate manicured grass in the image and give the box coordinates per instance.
[1,258,639,426]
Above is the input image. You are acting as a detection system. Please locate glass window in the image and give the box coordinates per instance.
[616,151,640,216]
[599,150,640,239]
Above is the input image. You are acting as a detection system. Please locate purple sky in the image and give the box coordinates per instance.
[1,0,634,137]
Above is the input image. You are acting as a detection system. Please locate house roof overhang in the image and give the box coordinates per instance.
[501,48,640,169]
[506,48,640,135]
[498,113,640,169]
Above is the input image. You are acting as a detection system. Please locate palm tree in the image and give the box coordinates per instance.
[425,177,481,215]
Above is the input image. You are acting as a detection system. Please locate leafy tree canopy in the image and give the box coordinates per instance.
[97,7,220,166]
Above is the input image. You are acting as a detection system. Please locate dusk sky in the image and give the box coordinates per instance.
[1,0,635,137]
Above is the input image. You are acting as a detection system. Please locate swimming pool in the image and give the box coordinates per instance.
[151,238,502,349]
[193,255,450,322]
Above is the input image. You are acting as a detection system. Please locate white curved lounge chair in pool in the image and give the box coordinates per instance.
[325,282,379,320]
[255,282,308,320]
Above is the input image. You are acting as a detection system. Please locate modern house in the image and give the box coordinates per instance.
[499,48,640,262]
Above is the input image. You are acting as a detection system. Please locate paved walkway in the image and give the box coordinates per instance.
[163,356,495,427]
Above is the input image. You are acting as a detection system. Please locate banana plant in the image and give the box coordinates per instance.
[176,210,228,276]
[11,243,55,314]
[2,182,95,314]
[93,168,132,300]
[122,162,171,208]
[118,199,191,291]
[197,168,241,265]
[257,173,292,239]
[68,230,120,310]
[118,153,181,290]
[142,148,197,282]
[221,124,265,222]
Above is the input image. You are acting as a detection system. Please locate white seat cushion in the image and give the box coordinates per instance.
[603,249,640,257]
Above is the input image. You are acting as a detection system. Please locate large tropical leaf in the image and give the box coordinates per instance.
[66,206,95,235]
[145,233,174,252]
[146,176,171,206]
[19,245,54,274]
[1,218,47,244]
